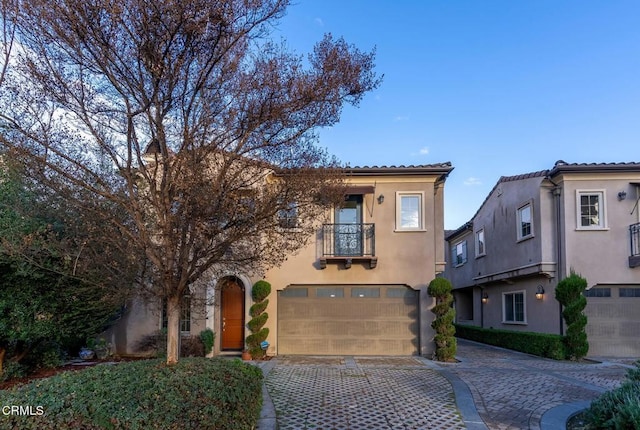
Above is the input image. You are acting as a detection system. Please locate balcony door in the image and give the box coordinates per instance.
[334,195,363,256]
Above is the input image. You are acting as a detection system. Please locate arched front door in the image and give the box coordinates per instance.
[221,278,245,350]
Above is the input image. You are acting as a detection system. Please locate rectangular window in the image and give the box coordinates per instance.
[503,291,526,323]
[162,294,191,333]
[451,240,467,267]
[396,192,424,231]
[351,287,380,298]
[583,288,611,297]
[475,229,485,256]
[577,191,606,229]
[517,203,533,240]
[386,287,416,299]
[280,287,308,297]
[277,201,298,228]
[316,287,344,298]
[619,288,640,298]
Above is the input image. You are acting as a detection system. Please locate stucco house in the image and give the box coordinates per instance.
[108,163,453,357]
[444,160,640,357]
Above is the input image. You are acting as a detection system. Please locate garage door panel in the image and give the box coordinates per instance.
[278,285,418,355]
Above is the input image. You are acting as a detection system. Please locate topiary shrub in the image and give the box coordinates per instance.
[427,277,457,361]
[199,328,215,355]
[555,271,589,360]
[246,280,271,359]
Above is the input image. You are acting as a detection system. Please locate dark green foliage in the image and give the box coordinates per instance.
[249,300,269,318]
[427,278,456,361]
[251,280,272,303]
[455,324,567,360]
[199,329,215,355]
[555,271,589,360]
[246,281,271,359]
[0,358,263,429]
[583,361,640,429]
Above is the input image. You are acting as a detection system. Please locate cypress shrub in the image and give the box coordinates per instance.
[246,280,271,358]
[555,271,589,360]
[427,278,457,361]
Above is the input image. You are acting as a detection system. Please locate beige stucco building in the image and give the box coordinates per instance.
[108,163,453,357]
[445,161,640,357]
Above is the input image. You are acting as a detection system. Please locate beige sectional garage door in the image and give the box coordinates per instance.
[277,285,419,355]
[584,285,640,357]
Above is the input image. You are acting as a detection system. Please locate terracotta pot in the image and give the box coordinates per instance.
[241,350,252,361]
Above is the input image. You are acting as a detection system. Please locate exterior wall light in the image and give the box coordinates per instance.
[377,194,385,204]
[535,285,545,300]
[618,191,627,201]
[481,292,488,304]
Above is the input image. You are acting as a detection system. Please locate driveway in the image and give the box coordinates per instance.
[257,339,634,430]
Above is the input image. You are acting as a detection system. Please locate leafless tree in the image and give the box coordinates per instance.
[0,0,380,363]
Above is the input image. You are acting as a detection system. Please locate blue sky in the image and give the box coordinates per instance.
[275,1,640,229]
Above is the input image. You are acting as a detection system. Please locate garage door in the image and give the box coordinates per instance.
[585,285,640,357]
[278,285,419,355]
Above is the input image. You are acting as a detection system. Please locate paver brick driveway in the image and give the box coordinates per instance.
[264,356,465,430]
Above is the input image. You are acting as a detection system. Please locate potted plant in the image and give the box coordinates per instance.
[93,338,111,360]
[241,349,252,361]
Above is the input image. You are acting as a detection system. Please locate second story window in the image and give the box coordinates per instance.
[475,229,485,256]
[452,240,467,267]
[277,201,298,228]
[577,190,606,229]
[396,192,424,231]
[517,203,533,241]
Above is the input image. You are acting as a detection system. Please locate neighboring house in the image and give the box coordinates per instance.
[109,163,453,357]
[444,161,640,357]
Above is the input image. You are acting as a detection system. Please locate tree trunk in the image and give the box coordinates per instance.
[166,294,181,365]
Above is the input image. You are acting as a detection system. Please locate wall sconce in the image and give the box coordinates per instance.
[377,194,385,204]
[481,292,488,304]
[535,285,545,300]
[618,191,627,201]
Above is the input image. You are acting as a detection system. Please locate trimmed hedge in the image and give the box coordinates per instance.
[455,324,567,360]
[0,358,263,429]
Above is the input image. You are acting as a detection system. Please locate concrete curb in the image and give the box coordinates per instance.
[255,359,278,430]
[417,357,488,430]
[540,400,590,430]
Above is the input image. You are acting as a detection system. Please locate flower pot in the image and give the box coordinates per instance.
[241,350,252,361]
[79,347,95,360]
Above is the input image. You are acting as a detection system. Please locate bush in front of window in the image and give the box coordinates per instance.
[428,277,457,362]
[555,271,589,360]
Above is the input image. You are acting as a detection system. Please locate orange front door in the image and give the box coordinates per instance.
[221,280,244,350]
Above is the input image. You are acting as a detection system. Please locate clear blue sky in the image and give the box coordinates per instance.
[275,1,640,229]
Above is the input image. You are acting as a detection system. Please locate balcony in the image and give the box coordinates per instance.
[320,223,377,269]
[630,223,640,268]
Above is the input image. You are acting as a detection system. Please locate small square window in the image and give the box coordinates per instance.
[517,203,533,240]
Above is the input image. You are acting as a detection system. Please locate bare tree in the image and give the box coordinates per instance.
[0,0,380,364]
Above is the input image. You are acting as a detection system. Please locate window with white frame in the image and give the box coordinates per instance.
[452,240,467,267]
[503,291,526,323]
[475,229,485,256]
[396,192,424,231]
[576,190,606,229]
[277,201,298,228]
[162,293,192,332]
[517,203,533,240]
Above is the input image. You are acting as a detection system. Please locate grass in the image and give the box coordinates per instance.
[0,358,263,429]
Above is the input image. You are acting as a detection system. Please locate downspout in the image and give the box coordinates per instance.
[548,176,564,335]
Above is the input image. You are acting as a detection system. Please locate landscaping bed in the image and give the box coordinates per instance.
[0,358,263,429]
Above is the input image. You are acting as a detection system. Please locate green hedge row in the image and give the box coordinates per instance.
[0,358,263,429]
[455,324,567,360]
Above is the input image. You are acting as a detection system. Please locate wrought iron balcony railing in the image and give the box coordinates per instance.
[322,223,375,258]
[630,223,640,268]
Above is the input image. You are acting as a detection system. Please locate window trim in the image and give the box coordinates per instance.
[395,191,426,232]
[475,228,486,257]
[516,202,534,241]
[576,189,608,230]
[161,293,192,333]
[502,290,527,324]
